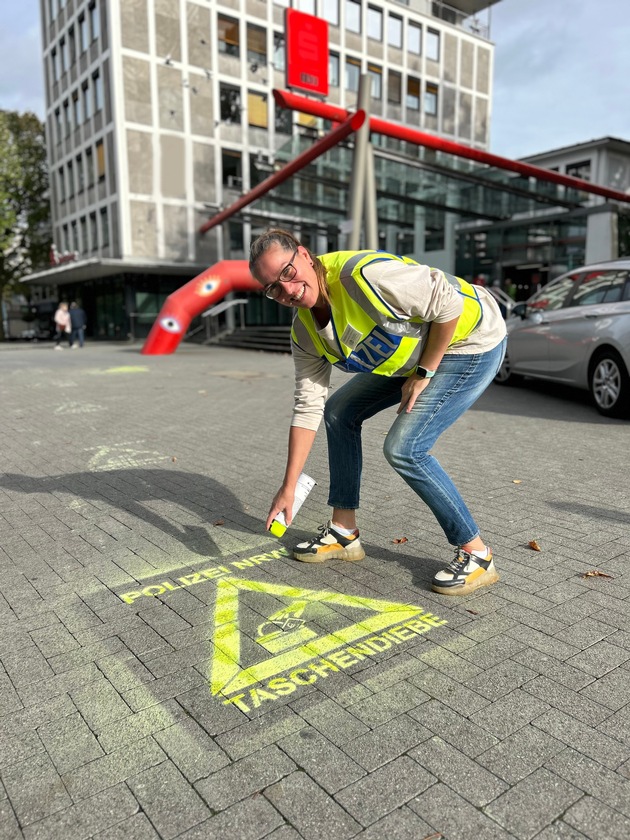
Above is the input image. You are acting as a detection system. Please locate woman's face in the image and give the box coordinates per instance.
[255,243,322,310]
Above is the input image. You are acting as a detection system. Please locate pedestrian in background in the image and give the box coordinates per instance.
[53,302,71,349]
[69,302,87,349]
[249,228,507,596]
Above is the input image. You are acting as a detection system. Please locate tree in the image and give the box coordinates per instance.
[0,110,51,341]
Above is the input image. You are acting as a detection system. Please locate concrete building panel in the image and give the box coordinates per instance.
[187,3,211,69]
[444,33,458,83]
[127,129,153,194]
[458,90,472,139]
[460,40,473,88]
[121,0,149,53]
[130,200,158,256]
[163,204,189,259]
[161,134,186,199]
[123,56,152,125]
[157,65,184,131]
[476,45,490,93]
[192,141,216,204]
[474,96,488,145]
[155,0,181,62]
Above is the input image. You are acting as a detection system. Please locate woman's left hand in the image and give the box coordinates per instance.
[397,374,432,414]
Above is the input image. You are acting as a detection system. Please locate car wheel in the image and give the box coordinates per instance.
[494,350,523,386]
[589,350,630,418]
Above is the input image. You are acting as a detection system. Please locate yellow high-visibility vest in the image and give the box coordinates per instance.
[291,250,483,376]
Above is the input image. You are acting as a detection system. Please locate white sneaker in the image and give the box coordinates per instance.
[54,345,63,350]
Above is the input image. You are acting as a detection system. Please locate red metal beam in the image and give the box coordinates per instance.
[273,89,630,205]
[198,110,366,234]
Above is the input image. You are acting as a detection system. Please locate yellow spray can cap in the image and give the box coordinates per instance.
[269,520,287,538]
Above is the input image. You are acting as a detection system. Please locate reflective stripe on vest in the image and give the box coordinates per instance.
[291,251,483,376]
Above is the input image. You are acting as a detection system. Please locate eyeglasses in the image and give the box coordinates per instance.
[264,248,299,299]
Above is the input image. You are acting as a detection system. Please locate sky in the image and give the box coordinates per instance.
[1,0,629,160]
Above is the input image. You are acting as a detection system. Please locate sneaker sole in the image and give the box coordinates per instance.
[431,569,499,596]
[294,546,366,563]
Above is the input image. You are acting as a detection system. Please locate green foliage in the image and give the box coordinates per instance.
[0,110,51,339]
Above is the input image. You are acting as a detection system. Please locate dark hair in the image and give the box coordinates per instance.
[249,228,329,304]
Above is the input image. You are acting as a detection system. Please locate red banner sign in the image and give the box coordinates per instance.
[285,9,329,97]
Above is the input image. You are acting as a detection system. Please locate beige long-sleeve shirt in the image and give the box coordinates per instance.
[291,260,506,431]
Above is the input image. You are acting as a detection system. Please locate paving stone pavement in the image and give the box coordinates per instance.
[1,340,629,840]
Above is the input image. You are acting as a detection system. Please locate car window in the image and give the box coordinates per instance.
[527,275,578,311]
[570,270,627,307]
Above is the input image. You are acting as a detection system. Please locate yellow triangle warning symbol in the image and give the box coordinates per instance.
[210,577,446,697]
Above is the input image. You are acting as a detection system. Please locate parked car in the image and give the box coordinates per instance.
[495,259,630,418]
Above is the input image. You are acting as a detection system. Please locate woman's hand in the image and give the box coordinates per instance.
[266,485,295,531]
[397,374,432,414]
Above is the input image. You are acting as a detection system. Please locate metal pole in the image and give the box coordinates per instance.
[364,142,378,250]
[199,111,366,234]
[347,75,371,250]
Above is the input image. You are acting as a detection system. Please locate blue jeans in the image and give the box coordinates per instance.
[324,338,507,546]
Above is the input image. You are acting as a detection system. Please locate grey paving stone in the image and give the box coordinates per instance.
[408,666,490,716]
[70,677,132,733]
[334,755,435,827]
[511,648,595,691]
[263,828,301,840]
[596,706,630,748]
[470,688,549,739]
[352,805,435,840]
[533,822,590,840]
[533,708,630,770]
[409,698,499,758]
[477,723,566,785]
[545,747,630,819]
[565,640,630,677]
[523,675,613,725]
[29,623,80,658]
[408,781,513,839]
[37,711,104,774]
[62,736,166,801]
[553,617,618,651]
[153,718,231,783]
[418,645,483,681]
[176,795,285,840]
[457,612,518,642]
[17,662,101,708]
[194,744,296,811]
[0,799,22,840]
[485,767,582,839]
[97,699,185,753]
[21,783,139,840]
[279,726,366,793]
[351,651,428,692]
[464,659,538,702]
[96,652,156,693]
[265,770,362,839]
[127,760,210,839]
[505,624,580,661]
[1,646,55,688]
[346,680,428,727]
[92,812,160,840]
[122,667,206,712]
[1,751,71,826]
[579,668,630,711]
[0,729,45,769]
[289,696,369,745]
[341,714,431,773]
[409,735,507,806]
[563,795,630,840]
[215,705,307,760]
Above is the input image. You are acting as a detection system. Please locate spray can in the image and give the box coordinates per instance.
[269,472,316,538]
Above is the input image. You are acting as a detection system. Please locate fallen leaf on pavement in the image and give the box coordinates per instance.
[465,609,479,615]
[213,519,225,526]
[393,537,408,544]
[528,540,541,551]
[512,479,522,484]
[171,456,177,462]
[581,570,613,579]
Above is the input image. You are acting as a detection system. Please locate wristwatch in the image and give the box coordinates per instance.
[415,365,437,379]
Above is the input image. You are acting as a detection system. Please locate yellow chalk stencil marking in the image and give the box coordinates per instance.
[54,401,105,415]
[210,577,446,701]
[85,442,169,471]
[101,366,149,374]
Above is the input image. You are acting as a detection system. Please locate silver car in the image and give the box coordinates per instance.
[495,259,630,418]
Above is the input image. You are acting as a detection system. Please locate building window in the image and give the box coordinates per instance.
[54,108,62,143]
[68,27,76,66]
[426,28,440,61]
[90,212,98,250]
[345,57,360,92]
[387,70,401,104]
[70,220,77,250]
[86,147,94,186]
[388,14,402,48]
[296,0,315,12]
[565,160,591,181]
[93,71,103,112]
[60,38,67,74]
[329,52,339,87]
[273,32,285,72]
[100,207,109,247]
[58,168,66,203]
[67,161,75,198]
[321,0,339,27]
[89,2,100,41]
[63,99,71,136]
[248,91,268,128]
[76,154,84,192]
[346,0,361,34]
[83,81,92,119]
[367,6,382,40]
[368,64,382,100]
[72,91,82,126]
[406,76,420,110]
[425,82,438,115]
[79,15,88,52]
[409,21,422,54]
[219,83,241,123]
[275,106,292,135]
[80,216,87,252]
[51,49,59,83]
[218,15,240,58]
[222,149,242,187]
[247,24,266,67]
[96,139,105,181]
[49,0,57,22]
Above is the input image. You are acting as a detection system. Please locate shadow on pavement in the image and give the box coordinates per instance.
[0,468,262,556]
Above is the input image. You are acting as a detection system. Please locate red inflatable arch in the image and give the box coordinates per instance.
[141,260,261,355]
